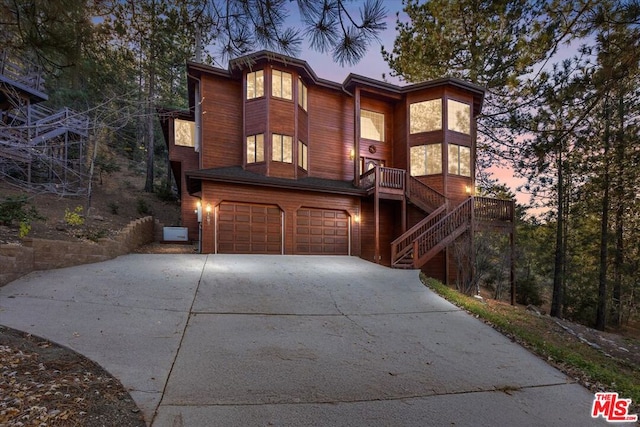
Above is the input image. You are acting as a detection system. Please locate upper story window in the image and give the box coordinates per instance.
[247,134,264,163]
[298,78,308,111]
[298,140,308,170]
[272,70,292,100]
[246,70,264,100]
[410,144,442,176]
[360,110,384,141]
[174,119,195,147]
[448,144,471,176]
[447,99,471,134]
[272,133,293,163]
[410,99,442,134]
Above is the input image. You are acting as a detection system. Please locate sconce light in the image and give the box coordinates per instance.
[206,203,212,224]
[195,201,202,223]
[349,149,355,160]
[354,214,360,223]
[465,185,472,195]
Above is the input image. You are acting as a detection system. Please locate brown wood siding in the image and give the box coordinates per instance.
[393,101,407,171]
[269,160,295,179]
[199,182,361,255]
[422,251,446,283]
[245,99,268,135]
[360,198,400,265]
[447,175,473,206]
[200,75,243,169]
[270,98,295,135]
[295,208,349,254]
[307,86,354,181]
[217,202,282,254]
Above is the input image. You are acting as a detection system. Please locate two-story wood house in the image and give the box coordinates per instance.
[160,51,514,285]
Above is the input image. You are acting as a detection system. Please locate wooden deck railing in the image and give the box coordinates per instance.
[359,166,405,192]
[0,50,45,93]
[407,176,446,212]
[474,196,514,222]
[391,204,447,266]
[413,197,473,267]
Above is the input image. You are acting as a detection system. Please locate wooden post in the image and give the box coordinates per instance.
[354,87,361,187]
[374,165,380,263]
[510,201,516,305]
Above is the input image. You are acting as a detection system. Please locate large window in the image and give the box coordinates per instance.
[447,99,471,134]
[410,144,442,176]
[360,110,384,141]
[448,144,471,176]
[410,99,442,134]
[174,119,195,147]
[272,70,292,100]
[298,140,308,170]
[272,134,293,163]
[246,70,264,100]
[246,134,264,163]
[298,78,308,111]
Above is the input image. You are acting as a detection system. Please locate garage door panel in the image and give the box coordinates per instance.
[296,208,349,255]
[217,202,282,254]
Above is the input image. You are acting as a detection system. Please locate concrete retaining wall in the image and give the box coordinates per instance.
[0,216,155,286]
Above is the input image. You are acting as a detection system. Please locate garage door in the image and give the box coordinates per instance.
[296,208,349,255]
[217,202,282,254]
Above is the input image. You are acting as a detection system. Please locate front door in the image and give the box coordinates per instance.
[361,157,385,173]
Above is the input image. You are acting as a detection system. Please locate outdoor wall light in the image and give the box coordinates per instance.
[465,185,472,195]
[206,203,212,224]
[195,201,202,223]
[349,149,355,160]
[354,214,360,223]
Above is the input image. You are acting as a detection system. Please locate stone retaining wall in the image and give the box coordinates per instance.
[0,216,155,287]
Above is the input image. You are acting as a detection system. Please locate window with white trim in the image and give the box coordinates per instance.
[360,110,384,141]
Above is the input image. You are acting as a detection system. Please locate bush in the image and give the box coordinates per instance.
[136,198,151,215]
[64,206,85,226]
[108,202,119,215]
[0,196,45,238]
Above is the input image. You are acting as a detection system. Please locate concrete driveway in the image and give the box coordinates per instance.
[0,254,618,426]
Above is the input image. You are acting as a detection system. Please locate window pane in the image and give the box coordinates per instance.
[448,144,459,174]
[256,134,264,162]
[283,135,292,163]
[247,73,255,99]
[410,99,442,133]
[410,145,426,176]
[272,134,280,161]
[447,99,470,134]
[360,110,384,141]
[282,72,292,100]
[298,79,307,110]
[426,144,442,174]
[273,70,282,98]
[459,146,471,176]
[247,135,256,162]
[174,119,195,147]
[255,70,264,98]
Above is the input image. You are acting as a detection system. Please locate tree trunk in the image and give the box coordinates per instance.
[595,96,611,331]
[144,0,157,193]
[550,144,564,318]
[611,92,626,326]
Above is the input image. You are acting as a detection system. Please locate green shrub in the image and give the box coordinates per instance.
[136,198,151,215]
[64,206,85,226]
[0,196,45,238]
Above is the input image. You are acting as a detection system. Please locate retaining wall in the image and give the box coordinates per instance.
[0,216,155,286]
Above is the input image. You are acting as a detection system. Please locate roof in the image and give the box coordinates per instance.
[185,166,366,197]
[186,50,485,113]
